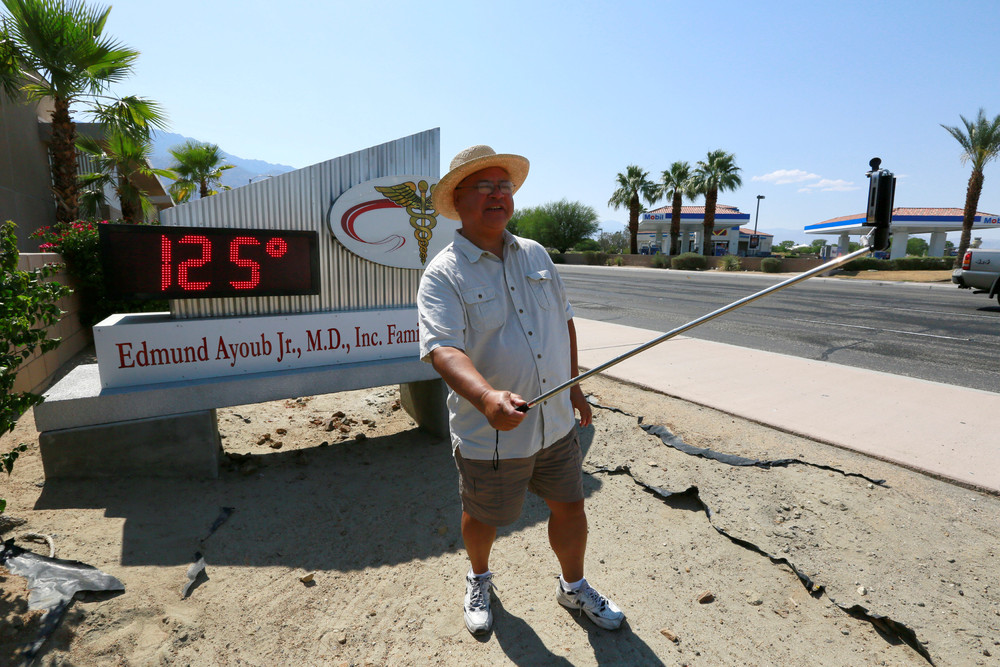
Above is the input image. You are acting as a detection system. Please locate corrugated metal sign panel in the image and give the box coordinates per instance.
[162,128,440,319]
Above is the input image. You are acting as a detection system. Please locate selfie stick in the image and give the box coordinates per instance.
[517,158,895,413]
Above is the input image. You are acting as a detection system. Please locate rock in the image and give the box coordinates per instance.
[0,515,28,534]
[276,428,287,435]
[745,591,763,606]
[338,425,351,434]
[269,441,283,449]
[659,628,679,642]
[256,434,271,445]
[300,572,315,583]
[857,586,867,596]
[355,433,367,442]
[332,411,346,419]
[337,634,348,645]
[697,590,714,604]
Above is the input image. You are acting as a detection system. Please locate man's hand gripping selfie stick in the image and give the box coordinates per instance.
[516,158,896,414]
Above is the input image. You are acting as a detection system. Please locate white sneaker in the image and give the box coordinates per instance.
[464,573,494,635]
[556,579,625,630]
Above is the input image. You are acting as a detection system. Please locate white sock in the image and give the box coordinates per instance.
[469,568,492,580]
[560,576,585,592]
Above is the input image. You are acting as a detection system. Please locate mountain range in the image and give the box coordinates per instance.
[149,131,296,192]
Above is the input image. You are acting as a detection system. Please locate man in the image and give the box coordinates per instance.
[417,145,624,636]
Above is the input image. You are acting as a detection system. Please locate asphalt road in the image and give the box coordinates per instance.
[557,265,999,393]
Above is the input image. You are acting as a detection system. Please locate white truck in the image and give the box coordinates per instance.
[952,248,1000,305]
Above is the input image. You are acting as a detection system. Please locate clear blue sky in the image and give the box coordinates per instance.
[101,0,1000,245]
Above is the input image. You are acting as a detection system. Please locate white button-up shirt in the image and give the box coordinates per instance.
[418,230,576,460]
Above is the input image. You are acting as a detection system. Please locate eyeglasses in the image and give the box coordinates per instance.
[455,180,515,195]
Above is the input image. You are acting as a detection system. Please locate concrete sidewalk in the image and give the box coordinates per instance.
[573,317,1000,495]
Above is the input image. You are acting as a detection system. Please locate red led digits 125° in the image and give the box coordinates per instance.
[101,224,319,300]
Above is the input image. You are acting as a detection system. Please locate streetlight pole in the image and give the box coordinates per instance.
[752,195,765,256]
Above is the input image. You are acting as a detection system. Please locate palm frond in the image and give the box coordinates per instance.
[941,108,1000,169]
[0,27,27,99]
[90,96,169,139]
[2,0,139,101]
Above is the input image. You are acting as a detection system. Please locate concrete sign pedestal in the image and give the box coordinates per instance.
[40,410,220,480]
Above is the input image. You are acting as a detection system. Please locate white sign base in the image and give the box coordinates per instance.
[94,309,421,389]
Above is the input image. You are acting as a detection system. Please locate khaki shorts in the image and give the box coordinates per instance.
[454,428,583,527]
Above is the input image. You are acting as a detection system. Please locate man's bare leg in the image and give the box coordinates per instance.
[546,498,587,582]
[462,511,497,574]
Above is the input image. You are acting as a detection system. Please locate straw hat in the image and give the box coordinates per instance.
[434,145,529,221]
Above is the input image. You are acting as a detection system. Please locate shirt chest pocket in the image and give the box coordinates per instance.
[526,269,554,310]
[462,286,505,332]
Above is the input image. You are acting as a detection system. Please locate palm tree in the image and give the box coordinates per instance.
[691,150,742,257]
[167,140,235,202]
[657,161,693,255]
[0,0,166,223]
[608,165,657,254]
[77,128,175,222]
[941,108,1000,266]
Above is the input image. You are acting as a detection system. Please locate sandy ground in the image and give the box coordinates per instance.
[2,372,999,666]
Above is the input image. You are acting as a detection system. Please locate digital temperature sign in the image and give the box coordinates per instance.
[99,224,321,300]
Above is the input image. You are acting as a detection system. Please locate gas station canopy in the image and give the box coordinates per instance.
[638,205,766,255]
[805,208,1000,258]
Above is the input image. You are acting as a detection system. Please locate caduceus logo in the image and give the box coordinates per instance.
[373,180,437,265]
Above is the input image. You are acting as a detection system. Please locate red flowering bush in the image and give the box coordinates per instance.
[31,219,106,256]
[30,220,165,326]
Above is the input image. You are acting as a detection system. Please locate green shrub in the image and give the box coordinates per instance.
[606,256,624,267]
[548,251,566,264]
[892,257,953,270]
[574,238,601,252]
[31,220,168,327]
[582,251,609,266]
[840,256,952,271]
[719,255,741,271]
[652,255,670,269]
[761,257,783,273]
[2,220,73,514]
[670,252,707,271]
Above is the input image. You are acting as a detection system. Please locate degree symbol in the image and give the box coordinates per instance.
[266,237,288,258]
